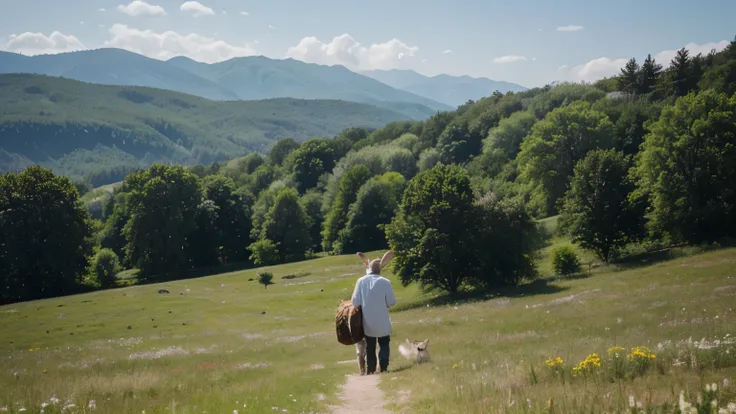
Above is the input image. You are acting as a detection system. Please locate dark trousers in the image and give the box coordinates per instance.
[365,335,390,373]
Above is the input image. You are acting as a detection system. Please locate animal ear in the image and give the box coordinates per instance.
[423,339,429,345]
[379,250,394,268]
[357,252,369,267]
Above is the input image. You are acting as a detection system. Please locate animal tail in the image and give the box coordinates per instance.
[398,343,413,360]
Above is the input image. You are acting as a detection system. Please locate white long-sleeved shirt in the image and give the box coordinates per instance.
[351,271,397,338]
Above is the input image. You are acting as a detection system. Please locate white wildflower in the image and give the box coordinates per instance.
[19,409,26,413]
[50,396,60,404]
[707,384,712,392]
[41,403,49,408]
[712,382,718,392]
[88,400,96,409]
[629,396,635,408]
[234,411,238,414]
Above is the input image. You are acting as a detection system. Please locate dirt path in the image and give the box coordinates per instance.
[330,374,391,414]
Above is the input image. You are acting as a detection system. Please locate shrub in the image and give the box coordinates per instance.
[248,239,279,266]
[258,271,274,290]
[92,248,122,289]
[552,246,580,276]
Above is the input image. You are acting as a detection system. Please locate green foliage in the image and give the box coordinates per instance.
[257,271,274,289]
[321,143,416,211]
[617,58,640,93]
[336,173,406,254]
[552,246,581,276]
[201,175,253,264]
[258,188,312,263]
[287,138,336,194]
[484,110,537,159]
[418,148,441,172]
[267,138,300,165]
[122,164,202,279]
[559,149,646,262]
[91,248,122,289]
[385,164,477,295]
[470,194,543,288]
[393,133,420,155]
[0,166,93,303]
[248,239,280,266]
[517,100,615,217]
[527,83,606,119]
[435,120,483,164]
[321,165,373,253]
[300,190,325,253]
[632,89,736,243]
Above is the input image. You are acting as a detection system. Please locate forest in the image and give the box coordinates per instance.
[0,73,411,186]
[2,37,735,305]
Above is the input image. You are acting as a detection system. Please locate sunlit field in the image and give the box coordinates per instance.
[2,240,736,413]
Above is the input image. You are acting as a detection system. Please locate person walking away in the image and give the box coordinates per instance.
[351,251,396,374]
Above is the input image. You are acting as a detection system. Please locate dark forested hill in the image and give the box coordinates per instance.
[0,74,410,185]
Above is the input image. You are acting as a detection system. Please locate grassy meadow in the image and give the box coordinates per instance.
[2,227,736,413]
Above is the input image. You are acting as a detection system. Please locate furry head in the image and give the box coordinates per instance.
[398,339,431,364]
[357,250,394,275]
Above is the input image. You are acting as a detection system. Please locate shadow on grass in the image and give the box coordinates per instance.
[387,364,414,374]
[393,278,571,312]
[610,240,734,271]
[550,271,592,282]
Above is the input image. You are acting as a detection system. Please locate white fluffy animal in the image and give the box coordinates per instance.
[398,338,431,364]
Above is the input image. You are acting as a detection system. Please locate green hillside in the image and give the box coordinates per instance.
[0,74,410,184]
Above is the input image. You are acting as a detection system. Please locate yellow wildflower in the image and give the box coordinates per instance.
[572,353,601,377]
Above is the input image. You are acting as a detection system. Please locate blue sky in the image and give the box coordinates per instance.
[1,0,734,87]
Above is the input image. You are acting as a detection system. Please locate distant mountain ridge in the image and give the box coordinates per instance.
[361,69,528,107]
[0,48,452,119]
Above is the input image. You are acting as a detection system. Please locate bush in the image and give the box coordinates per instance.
[258,271,274,289]
[92,248,122,289]
[552,246,580,276]
[248,239,279,266]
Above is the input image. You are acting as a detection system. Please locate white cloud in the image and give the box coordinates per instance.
[556,25,584,32]
[240,11,249,16]
[567,57,628,82]
[442,49,452,54]
[180,1,215,17]
[99,8,106,12]
[286,34,419,70]
[268,25,275,29]
[3,31,86,55]
[563,40,730,83]
[532,57,537,61]
[654,40,729,65]
[117,1,167,16]
[104,24,257,63]
[493,55,527,63]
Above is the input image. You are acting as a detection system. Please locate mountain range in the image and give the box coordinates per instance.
[362,69,529,107]
[0,48,527,115]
